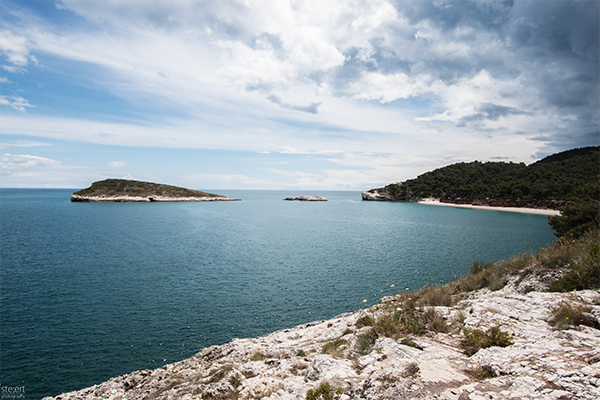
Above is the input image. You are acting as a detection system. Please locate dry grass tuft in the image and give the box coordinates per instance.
[549,301,599,330]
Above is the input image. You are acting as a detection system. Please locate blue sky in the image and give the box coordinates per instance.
[1,0,598,190]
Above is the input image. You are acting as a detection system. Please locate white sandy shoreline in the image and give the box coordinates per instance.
[418,199,561,216]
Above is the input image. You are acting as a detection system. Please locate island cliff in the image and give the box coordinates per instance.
[71,179,240,202]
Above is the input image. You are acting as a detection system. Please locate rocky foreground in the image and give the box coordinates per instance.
[45,276,599,400]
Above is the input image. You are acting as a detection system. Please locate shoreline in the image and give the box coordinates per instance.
[417,199,561,216]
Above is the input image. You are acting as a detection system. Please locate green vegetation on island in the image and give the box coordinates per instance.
[71,179,231,202]
[366,146,599,210]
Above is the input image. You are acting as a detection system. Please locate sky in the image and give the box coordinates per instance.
[0,0,598,190]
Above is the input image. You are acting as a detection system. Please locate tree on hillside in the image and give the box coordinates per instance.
[548,183,600,239]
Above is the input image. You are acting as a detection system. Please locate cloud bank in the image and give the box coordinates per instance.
[0,0,597,189]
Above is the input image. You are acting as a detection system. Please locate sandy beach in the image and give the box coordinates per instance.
[418,199,561,216]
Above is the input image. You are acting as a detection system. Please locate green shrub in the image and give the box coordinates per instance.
[356,315,375,328]
[548,195,600,239]
[471,365,496,380]
[460,326,513,356]
[356,330,377,355]
[306,382,342,400]
[550,242,600,291]
[548,301,599,330]
[322,339,347,358]
[400,337,423,350]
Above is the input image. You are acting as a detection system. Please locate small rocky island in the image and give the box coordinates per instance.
[71,179,240,202]
[284,196,327,201]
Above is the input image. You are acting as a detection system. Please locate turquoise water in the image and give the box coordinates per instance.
[0,189,556,398]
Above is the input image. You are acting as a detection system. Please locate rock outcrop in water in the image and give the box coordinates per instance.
[284,196,328,201]
[43,274,600,400]
[361,191,402,201]
[71,179,240,202]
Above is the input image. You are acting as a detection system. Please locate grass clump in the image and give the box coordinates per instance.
[460,326,513,356]
[471,261,494,275]
[356,315,375,328]
[400,337,423,350]
[355,329,378,355]
[322,339,347,358]
[296,349,307,357]
[305,382,342,400]
[402,362,420,378]
[548,301,599,330]
[423,307,449,333]
[471,365,496,380]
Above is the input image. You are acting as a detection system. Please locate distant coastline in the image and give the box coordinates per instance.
[417,199,561,216]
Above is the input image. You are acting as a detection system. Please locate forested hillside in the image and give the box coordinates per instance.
[367,146,599,209]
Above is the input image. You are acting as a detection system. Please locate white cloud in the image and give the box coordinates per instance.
[0,30,31,72]
[1,153,61,173]
[0,0,596,188]
[108,160,127,168]
[0,95,34,112]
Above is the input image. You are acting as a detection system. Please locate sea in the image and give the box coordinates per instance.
[0,189,556,399]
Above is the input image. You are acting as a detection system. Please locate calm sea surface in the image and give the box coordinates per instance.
[0,189,556,398]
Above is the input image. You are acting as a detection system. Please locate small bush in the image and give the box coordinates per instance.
[306,382,342,400]
[356,330,377,355]
[460,326,513,356]
[451,311,467,331]
[400,337,423,350]
[471,261,494,275]
[356,315,375,328]
[548,301,599,330]
[322,339,347,358]
[402,362,420,378]
[423,307,449,333]
[418,284,455,307]
[550,242,600,291]
[471,365,496,380]
[396,308,425,336]
[548,195,600,239]
[373,311,404,338]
